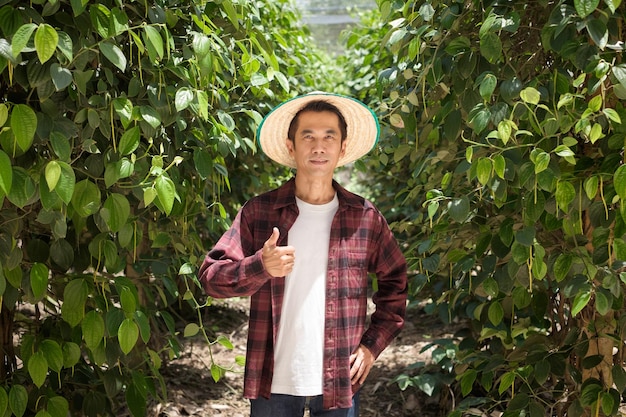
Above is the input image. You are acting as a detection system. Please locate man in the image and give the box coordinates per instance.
[199,92,407,417]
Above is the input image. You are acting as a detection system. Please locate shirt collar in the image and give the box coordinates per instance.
[273,177,363,210]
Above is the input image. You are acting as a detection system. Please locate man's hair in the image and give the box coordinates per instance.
[287,100,348,143]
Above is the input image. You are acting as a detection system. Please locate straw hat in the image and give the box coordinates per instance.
[256,92,380,168]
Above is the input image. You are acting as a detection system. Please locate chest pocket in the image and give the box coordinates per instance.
[338,249,368,298]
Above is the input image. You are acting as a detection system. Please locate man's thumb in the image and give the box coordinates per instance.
[268,227,279,246]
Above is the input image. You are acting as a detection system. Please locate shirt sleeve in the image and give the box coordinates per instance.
[198,206,273,298]
[360,211,408,358]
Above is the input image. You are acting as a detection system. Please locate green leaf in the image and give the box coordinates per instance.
[613,64,626,90]
[221,0,240,29]
[529,401,545,417]
[155,174,177,215]
[8,167,36,208]
[601,392,615,416]
[0,104,7,127]
[595,290,611,315]
[5,267,21,289]
[488,301,504,325]
[493,154,506,179]
[45,161,62,191]
[216,335,233,349]
[11,23,37,57]
[603,108,621,124]
[588,123,604,143]
[126,383,147,417]
[40,340,63,373]
[120,286,136,314]
[110,8,129,36]
[498,371,515,395]
[479,32,502,63]
[523,192,546,223]
[588,94,603,113]
[62,342,81,368]
[47,396,69,417]
[555,181,576,213]
[82,310,105,349]
[479,73,497,101]
[482,277,499,298]
[34,24,58,64]
[139,106,161,129]
[11,104,37,153]
[118,318,139,354]
[497,120,512,144]
[30,263,48,299]
[100,41,127,72]
[476,157,492,185]
[210,363,222,382]
[71,180,101,217]
[9,384,28,417]
[460,369,477,396]
[102,193,130,232]
[175,88,194,112]
[580,381,603,406]
[533,151,550,173]
[614,238,626,261]
[184,323,199,337]
[0,387,7,417]
[515,227,535,246]
[571,290,592,316]
[179,263,194,275]
[113,98,133,128]
[0,149,12,195]
[90,4,111,38]
[613,366,626,392]
[55,162,75,204]
[56,31,73,62]
[534,359,551,385]
[144,25,164,60]
[28,351,48,387]
[583,175,600,201]
[217,110,235,132]
[520,87,541,105]
[61,279,89,327]
[614,164,626,199]
[468,104,491,134]
[134,311,151,343]
[50,63,73,90]
[574,0,600,17]
[448,196,470,223]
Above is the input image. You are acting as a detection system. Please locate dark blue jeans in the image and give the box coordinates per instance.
[250,392,360,417]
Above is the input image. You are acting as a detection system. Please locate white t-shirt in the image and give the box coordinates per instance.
[270,194,339,396]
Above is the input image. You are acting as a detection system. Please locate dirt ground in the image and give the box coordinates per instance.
[150,296,454,417]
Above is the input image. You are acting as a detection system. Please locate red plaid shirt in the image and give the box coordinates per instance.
[199,178,407,410]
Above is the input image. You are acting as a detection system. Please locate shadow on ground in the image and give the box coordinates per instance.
[147,299,457,417]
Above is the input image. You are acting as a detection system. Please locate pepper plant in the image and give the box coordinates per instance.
[342,0,626,415]
[0,0,330,415]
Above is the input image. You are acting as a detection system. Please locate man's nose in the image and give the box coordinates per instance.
[312,138,325,152]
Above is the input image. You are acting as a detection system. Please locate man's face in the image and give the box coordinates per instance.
[286,110,346,177]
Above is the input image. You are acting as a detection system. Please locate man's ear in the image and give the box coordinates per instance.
[286,138,295,155]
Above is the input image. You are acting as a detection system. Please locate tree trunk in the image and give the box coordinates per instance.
[0,306,16,382]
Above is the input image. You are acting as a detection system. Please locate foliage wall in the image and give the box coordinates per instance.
[342,0,626,415]
[0,0,331,415]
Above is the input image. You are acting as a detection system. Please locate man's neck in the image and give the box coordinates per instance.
[294,175,336,205]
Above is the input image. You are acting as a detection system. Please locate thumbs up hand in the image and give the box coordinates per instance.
[262,227,296,277]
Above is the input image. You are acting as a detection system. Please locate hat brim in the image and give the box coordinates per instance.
[256,92,380,169]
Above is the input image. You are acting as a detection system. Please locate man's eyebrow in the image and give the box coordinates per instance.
[299,128,339,135]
